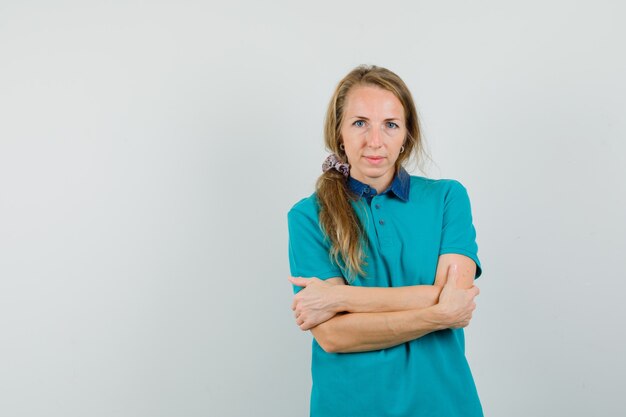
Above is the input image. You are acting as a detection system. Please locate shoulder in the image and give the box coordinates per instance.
[408,175,468,201]
[287,193,331,247]
[288,192,321,223]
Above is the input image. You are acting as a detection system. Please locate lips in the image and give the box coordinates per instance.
[364,156,385,164]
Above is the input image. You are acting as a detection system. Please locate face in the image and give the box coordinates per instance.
[340,85,407,192]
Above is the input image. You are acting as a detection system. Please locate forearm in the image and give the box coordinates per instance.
[312,307,446,353]
[328,254,477,314]
[291,256,477,331]
[334,284,442,313]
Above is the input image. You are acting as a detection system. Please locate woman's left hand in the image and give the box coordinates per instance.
[289,276,344,331]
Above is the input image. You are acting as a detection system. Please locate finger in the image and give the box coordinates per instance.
[291,292,302,310]
[289,276,309,287]
[469,286,480,297]
[445,265,458,287]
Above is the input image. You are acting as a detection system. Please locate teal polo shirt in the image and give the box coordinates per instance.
[287,168,483,417]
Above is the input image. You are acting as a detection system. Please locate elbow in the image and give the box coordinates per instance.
[318,339,340,353]
[311,323,341,353]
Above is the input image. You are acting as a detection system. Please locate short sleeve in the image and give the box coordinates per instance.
[439,181,483,279]
[288,206,344,294]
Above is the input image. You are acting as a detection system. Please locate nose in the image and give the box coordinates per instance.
[366,125,383,148]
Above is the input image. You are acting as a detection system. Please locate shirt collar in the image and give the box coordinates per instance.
[347,167,410,202]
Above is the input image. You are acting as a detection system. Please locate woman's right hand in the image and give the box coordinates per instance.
[433,265,480,329]
[289,276,345,331]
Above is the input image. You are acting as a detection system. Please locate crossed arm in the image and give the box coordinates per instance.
[289,254,480,353]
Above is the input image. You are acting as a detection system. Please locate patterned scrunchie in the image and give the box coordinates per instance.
[322,153,350,177]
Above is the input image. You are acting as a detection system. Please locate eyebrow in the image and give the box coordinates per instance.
[348,115,403,121]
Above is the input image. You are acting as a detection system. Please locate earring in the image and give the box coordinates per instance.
[339,144,345,151]
[400,145,405,153]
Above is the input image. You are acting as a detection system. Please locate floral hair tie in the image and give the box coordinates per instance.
[322,154,350,177]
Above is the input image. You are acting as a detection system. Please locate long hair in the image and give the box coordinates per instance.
[316,65,422,281]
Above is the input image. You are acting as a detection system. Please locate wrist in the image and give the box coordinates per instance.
[332,285,348,313]
[426,304,451,331]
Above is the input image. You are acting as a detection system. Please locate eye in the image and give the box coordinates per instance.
[386,121,399,129]
[353,120,366,128]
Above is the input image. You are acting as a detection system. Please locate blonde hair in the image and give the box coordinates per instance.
[316,65,423,281]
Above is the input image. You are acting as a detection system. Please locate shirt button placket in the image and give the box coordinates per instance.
[374,199,384,226]
[374,197,393,248]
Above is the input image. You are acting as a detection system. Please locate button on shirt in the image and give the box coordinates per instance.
[288,168,483,417]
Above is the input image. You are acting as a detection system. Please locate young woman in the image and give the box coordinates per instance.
[287,65,484,417]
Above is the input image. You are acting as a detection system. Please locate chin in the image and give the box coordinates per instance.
[361,166,392,177]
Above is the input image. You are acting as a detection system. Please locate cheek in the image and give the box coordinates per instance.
[343,145,359,163]
[341,142,361,165]
[340,131,362,150]
[395,129,407,147]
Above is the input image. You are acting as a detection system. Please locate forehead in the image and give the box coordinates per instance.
[344,85,404,118]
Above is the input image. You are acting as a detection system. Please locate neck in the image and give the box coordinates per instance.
[353,170,395,194]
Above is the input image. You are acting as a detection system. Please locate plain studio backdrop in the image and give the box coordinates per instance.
[1,1,625,416]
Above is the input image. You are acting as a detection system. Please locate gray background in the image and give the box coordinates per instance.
[1,1,625,416]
